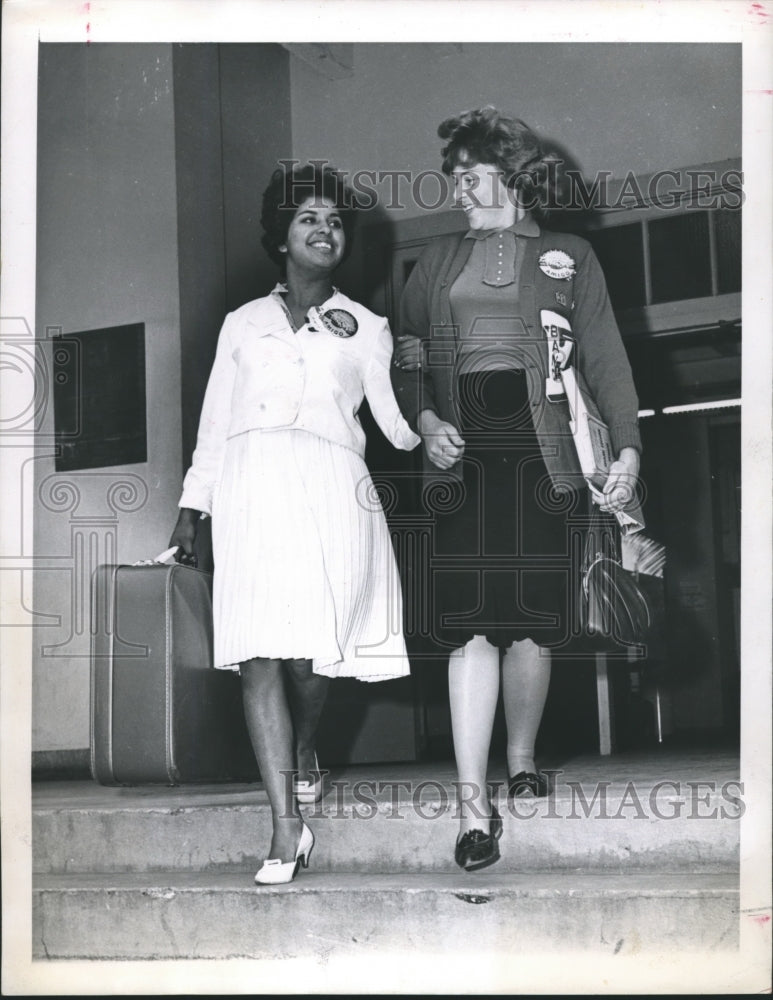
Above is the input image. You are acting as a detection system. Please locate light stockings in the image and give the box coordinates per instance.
[448,635,500,836]
[502,637,551,777]
[448,635,551,834]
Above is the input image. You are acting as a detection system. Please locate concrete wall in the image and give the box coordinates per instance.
[219,44,293,313]
[176,44,292,472]
[34,44,183,752]
[172,45,228,477]
[290,43,741,220]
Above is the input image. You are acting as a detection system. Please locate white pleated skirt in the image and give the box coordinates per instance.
[210,428,411,681]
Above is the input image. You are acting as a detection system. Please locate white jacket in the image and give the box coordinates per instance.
[179,286,421,514]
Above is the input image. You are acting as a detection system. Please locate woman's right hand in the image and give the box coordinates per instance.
[417,410,465,470]
[169,507,202,566]
[393,335,423,371]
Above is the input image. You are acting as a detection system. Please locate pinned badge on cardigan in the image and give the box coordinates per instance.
[308,306,358,337]
[539,249,576,281]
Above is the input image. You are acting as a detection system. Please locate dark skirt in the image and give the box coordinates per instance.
[429,369,582,651]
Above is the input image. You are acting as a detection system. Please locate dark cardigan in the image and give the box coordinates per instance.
[390,225,642,492]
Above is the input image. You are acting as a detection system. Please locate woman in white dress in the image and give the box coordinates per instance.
[169,163,420,884]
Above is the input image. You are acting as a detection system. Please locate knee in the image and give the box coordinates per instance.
[240,657,283,693]
[283,657,314,682]
[502,639,551,669]
[505,637,546,653]
[458,634,497,655]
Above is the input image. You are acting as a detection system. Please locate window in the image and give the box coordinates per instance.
[52,323,147,472]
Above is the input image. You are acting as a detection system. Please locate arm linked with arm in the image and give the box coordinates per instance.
[363,319,421,451]
[389,249,441,433]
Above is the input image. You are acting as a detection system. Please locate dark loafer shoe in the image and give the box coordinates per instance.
[507,770,548,800]
[454,806,504,872]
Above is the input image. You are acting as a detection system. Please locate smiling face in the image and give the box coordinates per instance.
[283,195,346,274]
[451,161,517,230]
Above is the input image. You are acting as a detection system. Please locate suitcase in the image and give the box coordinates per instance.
[90,561,259,785]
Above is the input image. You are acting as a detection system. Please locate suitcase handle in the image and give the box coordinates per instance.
[133,546,180,566]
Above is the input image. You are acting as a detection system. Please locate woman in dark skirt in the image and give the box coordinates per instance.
[392,107,642,871]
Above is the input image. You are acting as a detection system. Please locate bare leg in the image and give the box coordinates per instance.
[448,634,500,836]
[501,638,551,776]
[283,658,330,782]
[240,658,303,861]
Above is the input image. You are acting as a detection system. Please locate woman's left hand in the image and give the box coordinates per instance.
[592,447,640,513]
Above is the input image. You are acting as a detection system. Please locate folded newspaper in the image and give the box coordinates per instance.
[620,531,666,576]
[542,309,644,535]
[560,364,644,534]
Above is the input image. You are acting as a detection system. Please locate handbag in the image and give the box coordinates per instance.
[580,502,652,646]
[540,310,653,645]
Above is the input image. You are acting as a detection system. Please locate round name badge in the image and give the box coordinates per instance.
[319,308,358,338]
[538,249,576,281]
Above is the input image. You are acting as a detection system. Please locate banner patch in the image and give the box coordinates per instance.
[539,249,576,281]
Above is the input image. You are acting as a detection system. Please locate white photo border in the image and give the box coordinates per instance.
[2,1,771,994]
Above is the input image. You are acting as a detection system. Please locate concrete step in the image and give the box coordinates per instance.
[33,759,742,875]
[32,870,739,960]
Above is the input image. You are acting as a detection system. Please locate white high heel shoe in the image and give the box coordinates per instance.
[293,753,323,804]
[254,823,315,885]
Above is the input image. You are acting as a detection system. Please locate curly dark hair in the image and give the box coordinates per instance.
[438,106,557,209]
[260,162,357,271]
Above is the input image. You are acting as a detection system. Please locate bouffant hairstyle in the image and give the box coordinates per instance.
[438,106,556,209]
[260,162,357,271]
